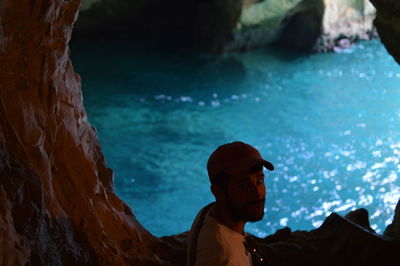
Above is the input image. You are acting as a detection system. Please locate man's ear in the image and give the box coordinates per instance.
[211,183,225,202]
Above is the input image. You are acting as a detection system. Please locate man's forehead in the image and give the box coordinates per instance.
[231,169,265,181]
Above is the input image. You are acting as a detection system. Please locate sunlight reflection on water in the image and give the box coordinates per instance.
[73,39,400,237]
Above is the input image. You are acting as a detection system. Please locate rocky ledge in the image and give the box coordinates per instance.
[250,207,400,266]
[0,0,399,265]
[75,0,377,53]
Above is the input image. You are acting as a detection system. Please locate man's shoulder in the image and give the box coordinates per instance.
[197,215,245,254]
[195,218,236,265]
[197,215,226,245]
[195,215,250,265]
[188,205,251,266]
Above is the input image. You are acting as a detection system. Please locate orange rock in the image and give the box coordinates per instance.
[0,0,174,264]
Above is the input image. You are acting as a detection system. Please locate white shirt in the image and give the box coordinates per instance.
[188,205,252,266]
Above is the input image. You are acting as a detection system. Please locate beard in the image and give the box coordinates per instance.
[225,194,265,222]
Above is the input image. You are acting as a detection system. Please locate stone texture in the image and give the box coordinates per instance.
[0,149,96,265]
[0,0,174,264]
[370,0,400,64]
[314,0,377,52]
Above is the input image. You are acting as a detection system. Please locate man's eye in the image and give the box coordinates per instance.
[256,179,264,185]
[239,183,249,189]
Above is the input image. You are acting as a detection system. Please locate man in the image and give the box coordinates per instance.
[187,141,274,266]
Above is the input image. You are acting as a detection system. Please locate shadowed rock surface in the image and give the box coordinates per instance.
[250,207,400,266]
[0,0,175,264]
[75,0,376,53]
[371,0,400,64]
[0,149,96,265]
[384,197,400,240]
[0,0,399,265]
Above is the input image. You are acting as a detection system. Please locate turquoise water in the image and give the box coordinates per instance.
[72,39,400,237]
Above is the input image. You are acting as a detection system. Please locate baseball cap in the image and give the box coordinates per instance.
[207,141,274,183]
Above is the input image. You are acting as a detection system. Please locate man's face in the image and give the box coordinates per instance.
[223,169,266,222]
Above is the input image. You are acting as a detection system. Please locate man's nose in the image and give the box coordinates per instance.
[250,182,265,198]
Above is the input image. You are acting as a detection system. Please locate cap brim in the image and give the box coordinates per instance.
[229,158,274,176]
[261,160,274,171]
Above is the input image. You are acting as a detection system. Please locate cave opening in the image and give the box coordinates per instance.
[69,0,400,238]
[2,0,400,264]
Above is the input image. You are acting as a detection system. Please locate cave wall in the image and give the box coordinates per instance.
[0,0,399,264]
[371,0,400,64]
[235,0,376,52]
[74,0,376,53]
[74,0,195,41]
[0,0,174,264]
[318,0,376,50]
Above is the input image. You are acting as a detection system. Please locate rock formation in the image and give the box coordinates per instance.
[250,208,399,266]
[0,0,180,264]
[1,0,400,265]
[217,0,376,52]
[370,0,400,64]
[315,0,377,52]
[75,0,376,53]
[74,0,195,42]
[384,197,400,240]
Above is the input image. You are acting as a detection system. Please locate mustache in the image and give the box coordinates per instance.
[246,198,265,206]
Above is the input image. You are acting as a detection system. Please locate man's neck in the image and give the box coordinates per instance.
[210,203,246,235]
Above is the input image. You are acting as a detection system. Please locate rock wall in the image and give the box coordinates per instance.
[271,0,325,52]
[0,0,399,265]
[193,0,243,53]
[315,0,377,52]
[0,0,182,264]
[370,0,400,64]
[259,209,399,266]
[74,0,376,53]
[74,0,194,41]
[233,0,376,52]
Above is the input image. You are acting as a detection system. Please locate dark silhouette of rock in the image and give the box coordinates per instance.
[249,210,400,266]
[371,0,400,64]
[344,208,375,233]
[75,0,376,53]
[75,0,195,42]
[193,0,243,53]
[277,6,323,52]
[384,200,400,240]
